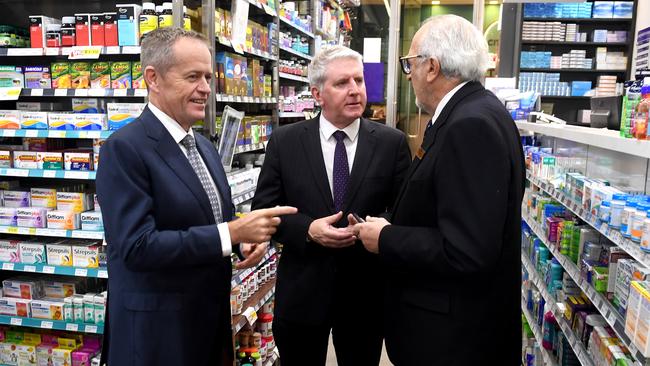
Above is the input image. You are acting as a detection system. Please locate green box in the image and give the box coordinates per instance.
[110,61,131,89]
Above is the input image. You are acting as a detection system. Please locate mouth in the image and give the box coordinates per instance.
[190,99,206,105]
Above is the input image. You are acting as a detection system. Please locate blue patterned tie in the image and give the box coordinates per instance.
[332,130,349,212]
[181,135,223,223]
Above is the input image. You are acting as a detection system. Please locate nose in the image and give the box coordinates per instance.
[198,76,211,94]
[348,80,359,95]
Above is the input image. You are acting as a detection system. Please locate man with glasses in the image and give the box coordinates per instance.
[252,45,410,365]
[353,15,525,365]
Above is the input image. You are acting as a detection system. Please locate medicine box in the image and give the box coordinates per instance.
[90,62,110,89]
[37,152,64,170]
[104,12,118,47]
[64,151,93,171]
[16,207,47,228]
[593,1,615,18]
[18,242,46,264]
[13,151,38,169]
[20,111,48,130]
[46,243,73,266]
[90,13,105,46]
[131,61,145,89]
[31,298,64,320]
[48,113,75,130]
[0,110,20,129]
[80,211,103,231]
[37,342,57,366]
[72,98,101,114]
[72,243,101,268]
[115,4,142,46]
[47,210,80,230]
[51,62,70,89]
[56,192,89,213]
[0,150,11,168]
[3,191,31,208]
[70,62,90,89]
[24,66,51,89]
[107,103,145,130]
[2,278,43,299]
[0,65,23,88]
[43,280,80,299]
[73,114,106,131]
[0,298,31,317]
[613,1,633,18]
[0,238,20,262]
[29,15,60,49]
[110,61,131,89]
[0,208,17,226]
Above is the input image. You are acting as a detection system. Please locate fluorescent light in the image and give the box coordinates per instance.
[488,0,499,4]
[431,0,440,4]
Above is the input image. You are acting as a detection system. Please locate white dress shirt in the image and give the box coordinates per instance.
[319,115,360,199]
[430,81,468,127]
[148,103,232,257]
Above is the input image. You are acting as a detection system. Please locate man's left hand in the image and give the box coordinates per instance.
[235,242,269,269]
[353,216,391,254]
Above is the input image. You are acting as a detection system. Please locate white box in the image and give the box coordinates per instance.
[0,207,17,226]
[13,151,39,169]
[72,243,101,268]
[80,211,103,231]
[42,280,79,299]
[18,242,46,264]
[0,110,20,129]
[36,152,64,170]
[107,102,145,130]
[20,111,48,130]
[47,113,75,131]
[0,297,31,317]
[46,243,73,266]
[2,278,42,299]
[30,298,64,320]
[47,210,80,230]
[73,114,107,131]
[16,207,47,228]
[0,238,20,262]
[56,192,88,213]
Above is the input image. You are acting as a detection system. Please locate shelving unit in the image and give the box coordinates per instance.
[0,46,141,57]
[521,41,628,47]
[0,261,107,278]
[232,279,276,334]
[279,17,315,39]
[0,168,96,180]
[521,296,560,366]
[279,45,314,61]
[0,129,113,139]
[0,315,103,334]
[520,68,627,73]
[279,72,309,83]
[19,88,148,98]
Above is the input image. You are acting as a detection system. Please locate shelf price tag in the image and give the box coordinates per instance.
[75,268,88,277]
[41,321,53,329]
[68,46,102,60]
[122,46,141,54]
[105,46,121,55]
[85,325,98,333]
[98,270,108,278]
[2,263,14,270]
[66,323,79,332]
[43,266,55,274]
[24,265,36,273]
[243,306,258,326]
[42,170,57,178]
[0,87,22,101]
[9,318,22,326]
[54,89,68,97]
[232,42,245,55]
[30,88,44,97]
[113,89,127,97]
[134,89,148,97]
[88,89,105,97]
[25,130,38,137]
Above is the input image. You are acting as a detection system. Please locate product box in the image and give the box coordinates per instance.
[17,102,63,112]
[0,150,11,168]
[74,14,92,46]
[46,243,72,266]
[37,342,57,366]
[110,61,131,89]
[90,62,110,89]
[29,15,60,49]
[83,293,95,323]
[0,341,19,365]
[36,152,63,170]
[73,243,101,268]
[72,98,101,114]
[80,212,103,231]
[0,208,17,226]
[0,238,20,262]
[104,12,118,47]
[64,151,93,171]
[0,65,24,88]
[16,207,47,228]
[0,297,31,316]
[613,1,633,18]
[56,192,89,213]
[13,151,39,169]
[18,242,46,264]
[115,4,142,46]
[2,278,42,299]
[72,349,95,366]
[30,299,64,320]
[42,280,79,299]
[0,110,21,129]
[16,333,41,366]
[52,344,75,366]
[51,63,70,89]
[593,1,615,18]
[24,66,51,89]
[4,191,30,208]
[90,13,104,46]
[48,113,75,131]
[20,111,48,130]
[73,114,106,131]
[107,102,145,130]
[94,292,106,325]
[131,61,145,89]
[70,62,90,89]
[47,210,80,230]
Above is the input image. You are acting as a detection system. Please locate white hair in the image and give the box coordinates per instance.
[418,15,489,82]
[308,45,363,89]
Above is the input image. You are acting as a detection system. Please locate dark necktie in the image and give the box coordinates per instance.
[180,135,223,223]
[332,130,349,212]
[424,119,433,137]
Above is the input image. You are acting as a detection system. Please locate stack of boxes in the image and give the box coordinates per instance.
[519,72,570,96]
[520,51,552,69]
[560,50,592,69]
[592,1,634,19]
[595,75,619,97]
[593,29,628,43]
[523,2,593,18]
[636,28,650,71]
[596,47,628,70]
[522,21,566,42]
[215,52,272,98]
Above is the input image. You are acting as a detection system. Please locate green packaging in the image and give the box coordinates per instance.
[70,62,90,89]
[131,61,145,89]
[110,61,131,89]
[90,62,110,89]
[51,62,70,89]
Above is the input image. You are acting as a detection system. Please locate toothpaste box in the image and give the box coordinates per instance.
[20,111,49,129]
[0,150,10,168]
[42,280,81,299]
[46,243,72,266]
[72,243,101,268]
[30,298,65,320]
[47,210,80,230]
[107,102,145,130]
[48,113,75,130]
[0,238,21,262]
[13,151,39,169]
[0,297,31,317]
[18,241,46,264]
[73,114,106,131]
[3,191,31,208]
[72,98,101,114]
[56,192,90,213]
[80,211,103,231]
[0,207,17,226]
[64,151,93,171]
[24,66,51,89]
[2,278,43,299]
[0,110,20,129]
[36,152,63,170]
[16,207,47,228]
[30,188,57,209]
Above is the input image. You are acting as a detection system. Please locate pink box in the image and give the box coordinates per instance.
[546,217,563,243]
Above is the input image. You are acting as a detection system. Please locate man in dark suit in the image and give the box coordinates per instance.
[252,46,410,366]
[96,28,296,366]
[354,15,525,365]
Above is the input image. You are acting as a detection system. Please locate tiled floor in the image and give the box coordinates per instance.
[325,335,392,365]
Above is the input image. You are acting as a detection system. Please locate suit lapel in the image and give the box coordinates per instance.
[196,137,233,220]
[343,118,375,212]
[301,118,335,211]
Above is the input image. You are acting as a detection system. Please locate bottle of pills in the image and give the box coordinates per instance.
[61,17,76,47]
[609,193,628,229]
[621,198,638,238]
[140,2,158,39]
[45,24,61,48]
[631,202,650,242]
[159,2,173,28]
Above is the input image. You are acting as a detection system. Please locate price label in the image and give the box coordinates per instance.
[29,88,44,97]
[43,266,55,274]
[105,46,121,55]
[6,169,29,177]
[60,47,72,55]
[0,87,22,101]
[227,96,234,102]
[48,229,67,237]
[87,131,101,139]
[42,170,57,178]
[236,96,242,102]
[64,171,89,180]
[122,46,141,54]
[75,268,88,277]
[607,312,616,325]
[66,323,79,332]
[232,42,245,55]
[24,265,36,273]
[75,89,89,97]
[254,97,260,103]
[41,321,53,329]
[68,46,102,60]
[2,263,14,270]
[89,89,105,97]
[134,89,148,97]
[54,89,68,97]
[85,325,98,333]
[10,318,22,326]
[24,129,38,137]
[98,270,108,278]
[44,47,60,56]
[7,48,43,56]
[113,89,127,97]
[243,306,258,326]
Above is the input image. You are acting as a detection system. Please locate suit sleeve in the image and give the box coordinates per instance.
[251,131,314,250]
[378,117,510,275]
[97,136,224,272]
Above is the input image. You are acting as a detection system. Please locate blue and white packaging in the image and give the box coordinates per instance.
[116,4,142,46]
[613,1,633,18]
[80,211,103,231]
[73,114,107,131]
[592,1,615,18]
[72,98,100,114]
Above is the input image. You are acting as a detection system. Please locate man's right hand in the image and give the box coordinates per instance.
[308,212,356,248]
[229,206,298,244]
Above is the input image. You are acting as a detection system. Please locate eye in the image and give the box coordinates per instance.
[187,74,198,81]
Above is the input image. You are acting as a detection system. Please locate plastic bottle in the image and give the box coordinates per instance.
[598,200,611,223]
[61,16,76,47]
[610,194,628,228]
[183,6,192,31]
[542,308,556,350]
[140,2,158,38]
[621,198,638,238]
[159,2,173,28]
[632,202,650,242]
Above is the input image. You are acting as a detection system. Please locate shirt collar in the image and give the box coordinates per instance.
[148,102,195,144]
[431,81,468,127]
[319,114,360,142]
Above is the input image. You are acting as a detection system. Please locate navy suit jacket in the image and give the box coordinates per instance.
[96,106,234,366]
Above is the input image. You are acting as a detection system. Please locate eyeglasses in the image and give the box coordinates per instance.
[399,54,425,74]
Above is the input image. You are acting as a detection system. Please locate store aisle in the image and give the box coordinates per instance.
[325,335,392,365]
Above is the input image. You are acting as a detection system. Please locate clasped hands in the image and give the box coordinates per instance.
[307,212,390,254]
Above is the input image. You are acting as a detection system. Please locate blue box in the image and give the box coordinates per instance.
[116,4,142,46]
[613,1,634,18]
[593,1,615,18]
[571,81,592,96]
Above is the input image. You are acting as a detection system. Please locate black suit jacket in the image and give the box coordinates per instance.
[96,107,234,366]
[252,117,410,325]
[379,82,525,365]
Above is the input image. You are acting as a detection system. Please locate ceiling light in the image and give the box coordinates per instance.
[488,0,499,4]
[431,0,440,4]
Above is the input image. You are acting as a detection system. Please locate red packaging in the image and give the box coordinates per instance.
[75,14,91,46]
[103,13,118,47]
[29,16,48,48]
[90,14,104,46]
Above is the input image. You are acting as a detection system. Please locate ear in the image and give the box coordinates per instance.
[425,58,439,83]
[311,86,323,106]
[144,65,159,94]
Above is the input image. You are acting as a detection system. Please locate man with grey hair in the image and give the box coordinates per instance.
[97,27,296,366]
[354,15,525,365]
[252,45,410,365]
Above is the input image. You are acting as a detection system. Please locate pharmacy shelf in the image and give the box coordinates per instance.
[216,37,276,62]
[521,41,629,47]
[232,279,276,333]
[523,17,633,24]
[521,297,559,366]
[278,112,305,119]
[216,94,277,104]
[526,171,650,270]
[245,0,278,16]
[523,213,650,366]
[521,252,595,366]
[315,28,336,42]
[519,68,627,73]
[0,46,141,57]
[232,188,256,205]
[0,168,95,180]
[0,129,113,139]
[279,17,315,39]
[539,96,590,100]
[0,261,107,279]
[278,72,309,83]
[515,121,650,159]
[264,349,279,366]
[234,142,265,154]
[231,246,277,287]
[20,88,147,98]
[279,46,313,61]
[0,225,104,240]
[0,315,103,334]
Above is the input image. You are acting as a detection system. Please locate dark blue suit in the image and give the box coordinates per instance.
[96,106,234,366]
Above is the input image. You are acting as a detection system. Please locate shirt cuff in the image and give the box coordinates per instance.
[217,222,232,257]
